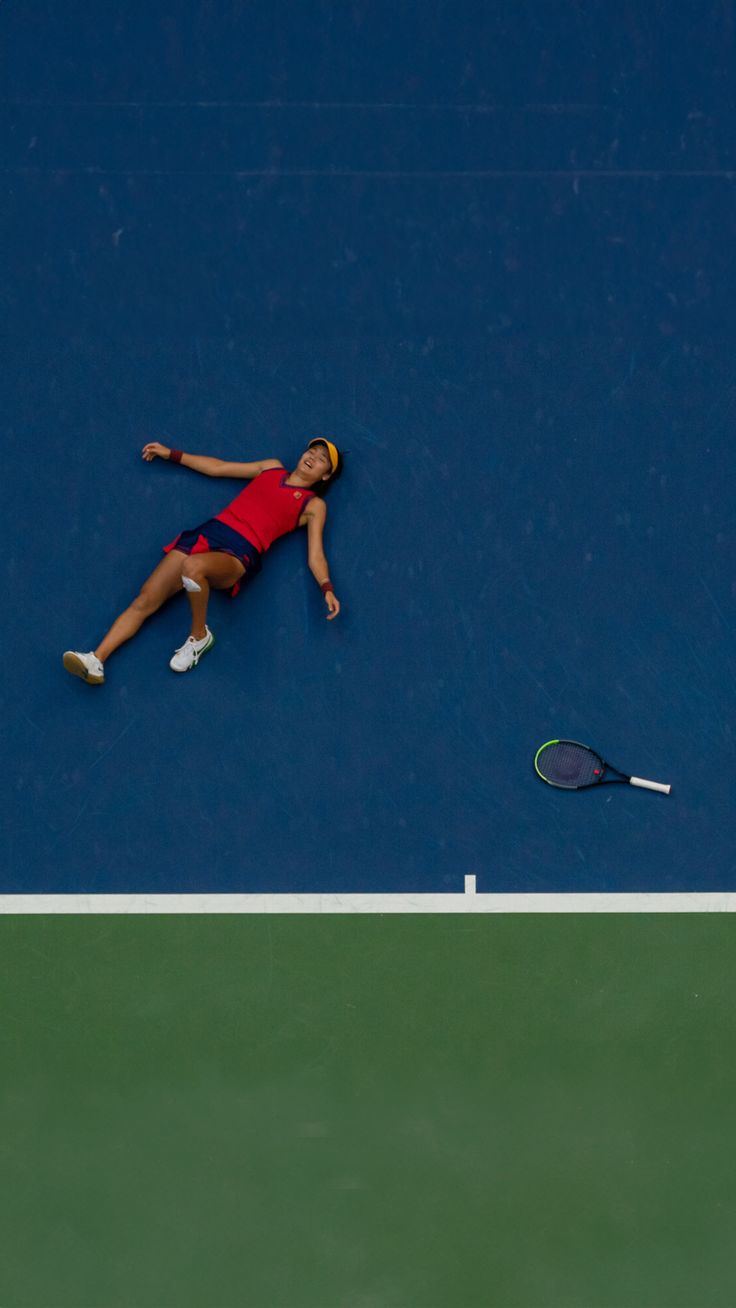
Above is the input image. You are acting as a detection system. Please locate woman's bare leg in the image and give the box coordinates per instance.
[178,553,245,639]
[95,551,187,662]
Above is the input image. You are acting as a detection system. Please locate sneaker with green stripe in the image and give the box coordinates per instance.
[169,627,215,672]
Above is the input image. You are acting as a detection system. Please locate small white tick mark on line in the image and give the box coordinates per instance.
[464,875,477,895]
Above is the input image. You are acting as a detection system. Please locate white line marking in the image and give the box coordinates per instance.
[464,876,477,896]
[1,893,735,914]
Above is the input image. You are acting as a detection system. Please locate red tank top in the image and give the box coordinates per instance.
[216,467,315,553]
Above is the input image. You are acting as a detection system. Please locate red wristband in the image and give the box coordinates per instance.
[169,449,183,464]
[320,580,334,596]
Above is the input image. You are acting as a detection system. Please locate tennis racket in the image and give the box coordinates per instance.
[534,739,671,794]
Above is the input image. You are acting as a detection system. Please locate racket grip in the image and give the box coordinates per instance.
[629,776,671,795]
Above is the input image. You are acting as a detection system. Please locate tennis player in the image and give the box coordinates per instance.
[63,438,343,685]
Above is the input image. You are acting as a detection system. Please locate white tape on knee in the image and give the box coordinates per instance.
[181,575,202,593]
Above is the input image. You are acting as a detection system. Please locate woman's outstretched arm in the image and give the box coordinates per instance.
[305,498,341,620]
[141,442,282,479]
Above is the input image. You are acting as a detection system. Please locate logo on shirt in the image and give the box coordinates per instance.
[293,491,302,500]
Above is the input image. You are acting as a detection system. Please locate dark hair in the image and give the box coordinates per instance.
[310,440,344,496]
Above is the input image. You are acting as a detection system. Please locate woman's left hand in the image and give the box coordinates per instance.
[325,591,341,620]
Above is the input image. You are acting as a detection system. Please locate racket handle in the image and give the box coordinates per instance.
[629,776,671,795]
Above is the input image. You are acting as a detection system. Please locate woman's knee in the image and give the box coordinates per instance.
[132,583,168,615]
[181,554,207,581]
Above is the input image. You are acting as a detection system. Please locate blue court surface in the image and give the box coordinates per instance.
[2,1,734,898]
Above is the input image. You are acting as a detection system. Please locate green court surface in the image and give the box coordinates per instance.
[1,914,735,1308]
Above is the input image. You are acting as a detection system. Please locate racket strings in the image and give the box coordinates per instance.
[537,741,603,788]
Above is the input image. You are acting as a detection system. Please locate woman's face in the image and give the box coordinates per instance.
[296,443,332,484]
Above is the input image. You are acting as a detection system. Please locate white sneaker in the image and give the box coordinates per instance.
[169,627,215,672]
[63,650,105,684]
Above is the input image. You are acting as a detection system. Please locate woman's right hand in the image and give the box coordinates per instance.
[142,441,171,461]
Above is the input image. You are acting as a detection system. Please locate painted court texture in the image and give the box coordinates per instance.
[2,3,736,1305]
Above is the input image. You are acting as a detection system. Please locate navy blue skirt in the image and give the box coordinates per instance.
[164,517,262,597]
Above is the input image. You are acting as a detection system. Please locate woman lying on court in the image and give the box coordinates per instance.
[63,438,343,685]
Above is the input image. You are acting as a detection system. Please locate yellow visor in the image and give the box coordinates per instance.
[308,438,339,474]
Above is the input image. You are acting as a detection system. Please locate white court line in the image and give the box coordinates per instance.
[0,893,735,914]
